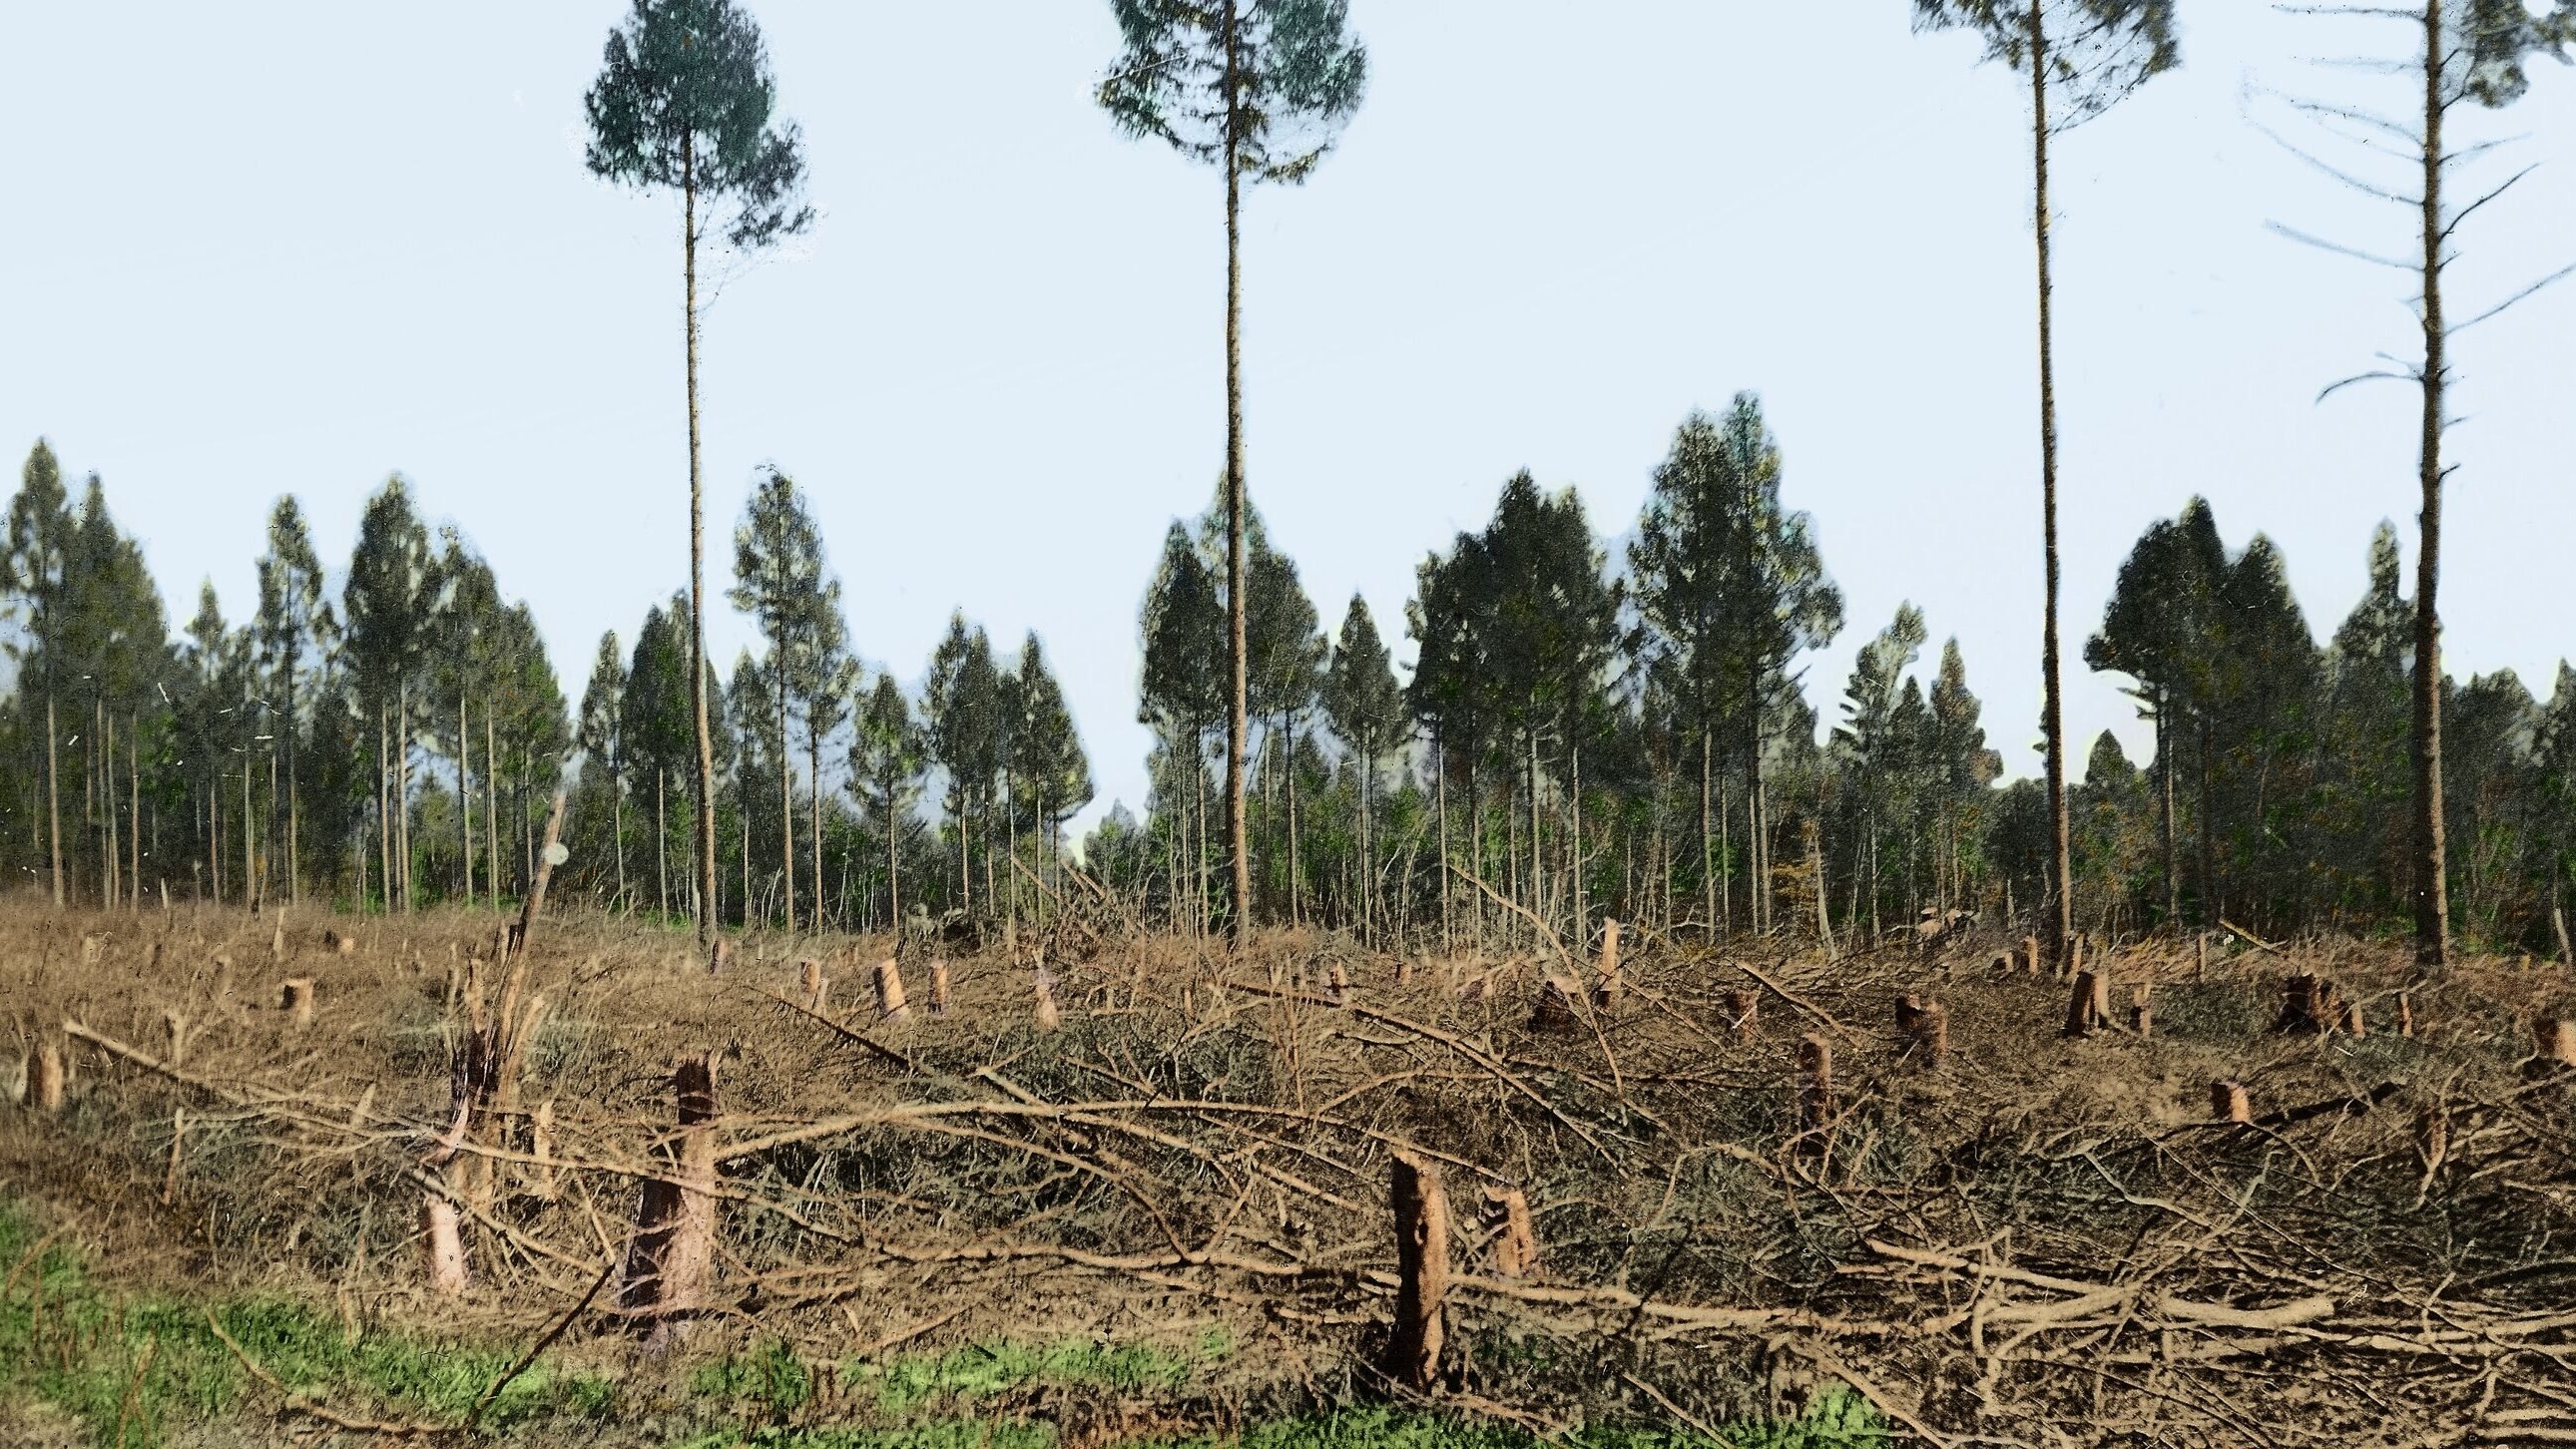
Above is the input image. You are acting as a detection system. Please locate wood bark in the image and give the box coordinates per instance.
[1386,1153,1447,1392]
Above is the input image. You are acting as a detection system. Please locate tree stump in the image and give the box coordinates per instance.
[280,978,316,1028]
[2339,1000,2367,1038]
[422,1198,468,1296]
[2211,1079,2252,1124]
[271,918,286,962]
[619,1055,720,1351]
[164,1010,189,1068]
[1915,1000,1949,1064]
[1326,962,1349,1004]
[325,929,356,957]
[799,959,827,1013]
[2396,992,2415,1040]
[2063,970,2102,1038]
[1796,1034,1834,1141]
[1386,1154,1448,1392]
[2195,934,2209,980]
[929,959,951,1016]
[1033,972,1062,1034]
[29,1042,65,1113]
[1724,988,1758,1041]
[2537,1018,2576,1068]
[2276,974,2331,1035]
[874,959,909,1023]
[1594,918,1622,1008]
[707,937,733,976]
[1482,1182,1538,1279]
[2128,986,2153,1038]
[531,1099,560,1204]
[1530,977,1579,1034]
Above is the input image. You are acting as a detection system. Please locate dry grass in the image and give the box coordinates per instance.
[6,897,2576,1446]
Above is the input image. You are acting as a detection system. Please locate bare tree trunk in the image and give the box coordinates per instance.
[1221,0,1254,947]
[46,695,63,908]
[2409,0,2452,969]
[1436,735,1451,954]
[1700,726,1716,939]
[656,768,669,920]
[809,718,824,934]
[461,692,474,908]
[129,716,141,916]
[2157,693,2180,930]
[778,665,794,931]
[485,702,499,907]
[2029,3,2076,973]
[683,143,719,948]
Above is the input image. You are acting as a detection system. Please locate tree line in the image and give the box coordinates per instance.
[3,0,2570,964]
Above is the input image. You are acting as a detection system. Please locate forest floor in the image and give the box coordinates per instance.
[3,899,2573,1447]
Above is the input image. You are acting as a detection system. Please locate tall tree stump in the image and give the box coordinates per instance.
[2211,1079,2252,1124]
[2195,934,2209,980]
[1033,971,1062,1034]
[1796,1034,1834,1141]
[279,978,316,1028]
[29,1042,65,1113]
[1593,918,1622,1008]
[928,959,951,1016]
[1482,1182,1538,1278]
[2396,992,2416,1040]
[2128,985,2153,1038]
[619,1055,720,1351]
[874,959,908,1022]
[2022,935,2043,976]
[164,1010,189,1068]
[1386,1154,1448,1392]
[2063,971,2103,1038]
[799,959,827,1012]
[706,937,733,975]
[2339,1000,2368,1038]
[2276,974,2332,1035]
[2556,906,2573,970]
[1724,988,1758,1041]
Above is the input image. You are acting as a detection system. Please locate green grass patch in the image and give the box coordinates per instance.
[0,1200,613,1446]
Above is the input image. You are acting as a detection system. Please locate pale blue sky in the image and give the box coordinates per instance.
[4,3,2570,834]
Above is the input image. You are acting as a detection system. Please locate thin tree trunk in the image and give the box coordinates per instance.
[1700,726,1716,939]
[613,744,628,911]
[461,692,474,908]
[2199,715,2219,929]
[2157,693,2180,930]
[778,664,794,931]
[47,694,62,908]
[809,715,824,934]
[105,707,119,907]
[129,716,141,916]
[683,139,719,947]
[485,701,499,907]
[2409,0,2452,968]
[2029,2,2076,973]
[656,768,669,919]
[1221,0,1253,947]
[1436,735,1452,954]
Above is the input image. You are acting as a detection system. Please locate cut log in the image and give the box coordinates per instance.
[618,1055,720,1351]
[1385,1154,1448,1392]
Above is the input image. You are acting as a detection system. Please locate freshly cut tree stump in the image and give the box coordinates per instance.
[2022,935,2043,976]
[1326,962,1349,1004]
[1724,988,1758,1040]
[2340,1000,2368,1038]
[2537,1018,2576,1068]
[1593,918,1623,1008]
[1796,1034,1834,1139]
[2396,992,2415,1040]
[324,929,357,957]
[2129,986,2153,1038]
[2063,971,2103,1038]
[2211,1079,2252,1124]
[928,959,951,1016]
[707,937,733,976]
[422,1198,469,1296]
[1909,999,1949,1064]
[1386,1154,1448,1392]
[163,1010,189,1068]
[280,978,316,1028]
[29,1042,65,1113]
[271,918,286,961]
[2195,934,2209,979]
[1033,972,1062,1034]
[1482,1182,1538,1278]
[2276,974,2332,1035]
[873,959,908,1022]
[798,959,827,1012]
[619,1055,720,1350]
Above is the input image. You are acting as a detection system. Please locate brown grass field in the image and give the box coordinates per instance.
[5,899,2575,1446]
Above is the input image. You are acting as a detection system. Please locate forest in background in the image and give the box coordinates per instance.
[5,410,2572,959]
